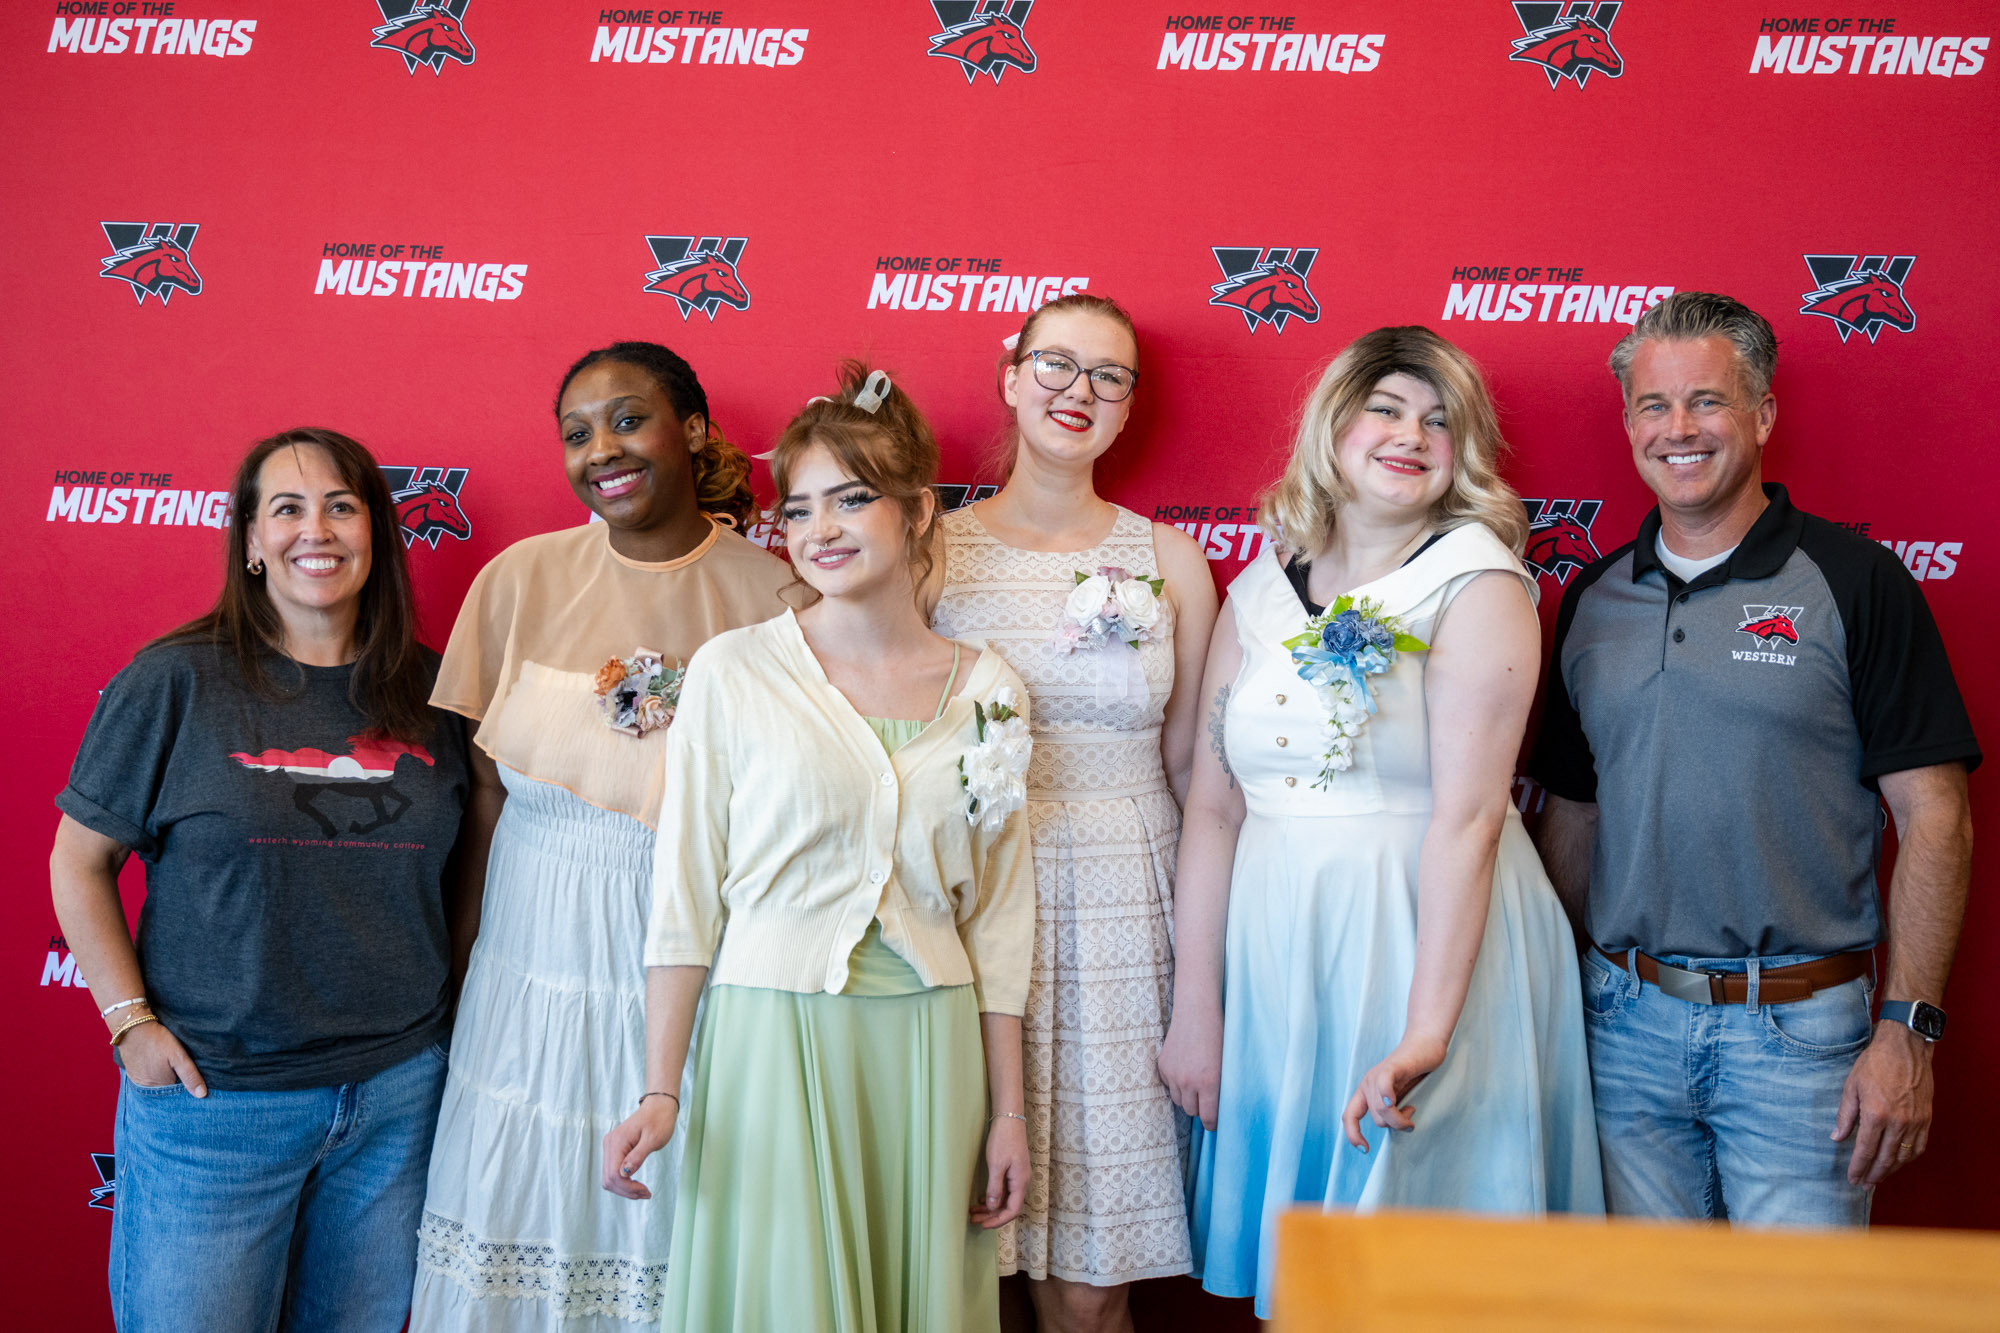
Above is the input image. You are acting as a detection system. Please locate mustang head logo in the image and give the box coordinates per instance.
[1208,259,1320,333]
[645,250,751,317]
[100,236,202,305]
[643,235,751,321]
[1737,605,1803,645]
[393,482,471,549]
[1526,517,1601,583]
[929,1,1036,84]
[1510,4,1623,87]
[1799,259,1916,344]
[372,1,475,75]
[1521,499,1604,585]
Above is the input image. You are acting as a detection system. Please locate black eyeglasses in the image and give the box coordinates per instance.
[1025,350,1138,402]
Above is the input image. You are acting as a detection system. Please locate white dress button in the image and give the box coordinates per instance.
[869,869,887,884]
[1285,776,1298,787]
[880,772,894,786]
[1276,737,1289,747]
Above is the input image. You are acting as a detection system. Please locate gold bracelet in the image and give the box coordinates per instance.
[109,1013,159,1047]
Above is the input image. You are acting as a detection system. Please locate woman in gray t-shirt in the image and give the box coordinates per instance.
[51,427,469,1332]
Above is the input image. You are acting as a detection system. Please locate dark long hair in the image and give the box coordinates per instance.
[150,428,434,742]
[555,341,758,531]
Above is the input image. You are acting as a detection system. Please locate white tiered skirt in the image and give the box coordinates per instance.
[412,768,685,1330]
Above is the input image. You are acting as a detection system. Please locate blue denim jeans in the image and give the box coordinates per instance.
[109,1041,448,1332]
[1581,947,1872,1226]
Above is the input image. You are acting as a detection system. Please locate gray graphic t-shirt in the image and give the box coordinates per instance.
[58,640,469,1090]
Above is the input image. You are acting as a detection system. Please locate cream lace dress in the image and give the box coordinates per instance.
[931,504,1193,1285]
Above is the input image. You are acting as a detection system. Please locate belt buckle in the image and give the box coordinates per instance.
[1653,959,1728,1006]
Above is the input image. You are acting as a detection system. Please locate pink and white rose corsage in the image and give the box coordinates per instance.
[1050,565,1165,653]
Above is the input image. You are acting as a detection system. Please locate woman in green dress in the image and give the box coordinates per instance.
[601,363,1036,1333]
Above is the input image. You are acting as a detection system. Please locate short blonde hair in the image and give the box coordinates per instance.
[1259,326,1528,557]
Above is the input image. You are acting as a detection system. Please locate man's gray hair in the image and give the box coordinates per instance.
[1609,292,1778,398]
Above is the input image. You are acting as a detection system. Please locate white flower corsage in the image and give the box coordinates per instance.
[1050,565,1165,653]
[593,649,686,738]
[1281,597,1428,788]
[959,685,1032,832]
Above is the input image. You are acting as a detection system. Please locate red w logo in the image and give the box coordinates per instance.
[928,1,1036,84]
[1510,3,1623,87]
[643,235,751,322]
[1208,247,1321,334]
[1799,257,1916,344]
[100,235,202,305]
[371,2,475,75]
[383,467,471,550]
[1737,605,1804,645]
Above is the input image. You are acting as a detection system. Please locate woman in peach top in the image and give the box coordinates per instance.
[410,342,795,1332]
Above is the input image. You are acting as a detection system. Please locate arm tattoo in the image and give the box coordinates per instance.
[1207,684,1236,789]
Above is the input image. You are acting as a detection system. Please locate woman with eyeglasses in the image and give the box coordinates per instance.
[927,294,1219,1332]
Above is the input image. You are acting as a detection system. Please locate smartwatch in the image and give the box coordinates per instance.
[1878,1000,1947,1042]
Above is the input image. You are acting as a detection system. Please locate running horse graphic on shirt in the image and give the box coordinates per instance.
[231,733,436,837]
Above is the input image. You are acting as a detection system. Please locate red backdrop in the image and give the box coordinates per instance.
[7,2,1995,1322]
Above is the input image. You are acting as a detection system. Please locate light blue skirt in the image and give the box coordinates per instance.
[1187,809,1604,1317]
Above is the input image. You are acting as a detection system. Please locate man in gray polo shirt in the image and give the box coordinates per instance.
[1530,292,1977,1223]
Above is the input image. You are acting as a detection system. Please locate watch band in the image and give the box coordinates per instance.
[1879,1000,1946,1041]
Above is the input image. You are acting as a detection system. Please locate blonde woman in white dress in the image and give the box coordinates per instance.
[928,295,1219,1333]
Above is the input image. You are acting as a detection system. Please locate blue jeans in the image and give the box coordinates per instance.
[1581,948,1872,1226]
[109,1042,448,1332]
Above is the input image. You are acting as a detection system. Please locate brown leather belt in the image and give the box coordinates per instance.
[1595,945,1870,1006]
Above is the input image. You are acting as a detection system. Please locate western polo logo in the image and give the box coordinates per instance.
[1737,604,1803,645]
[100,223,201,305]
[644,236,750,321]
[1800,255,1915,344]
[89,1153,115,1211]
[928,1,1036,83]
[1510,2,1623,87]
[372,1,475,76]
[1521,498,1604,584]
[1209,247,1320,333]
[382,467,471,549]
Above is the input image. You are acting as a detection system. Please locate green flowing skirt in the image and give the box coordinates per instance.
[663,931,996,1333]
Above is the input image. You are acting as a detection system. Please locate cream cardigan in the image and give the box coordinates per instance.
[644,610,1035,1016]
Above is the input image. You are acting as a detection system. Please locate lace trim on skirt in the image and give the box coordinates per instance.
[417,1211,666,1324]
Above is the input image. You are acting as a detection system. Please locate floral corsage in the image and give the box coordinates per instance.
[959,686,1032,833]
[593,649,685,738]
[1050,566,1165,653]
[1281,598,1428,788]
